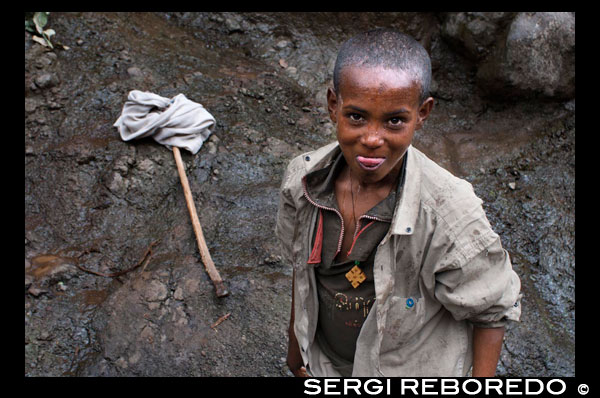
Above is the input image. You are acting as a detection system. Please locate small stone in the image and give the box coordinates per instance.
[137,158,155,174]
[264,254,281,264]
[183,74,194,85]
[34,113,47,126]
[25,98,38,113]
[144,280,168,302]
[508,182,516,190]
[127,67,143,78]
[207,141,217,154]
[128,351,141,364]
[564,99,575,112]
[108,172,128,197]
[27,286,47,297]
[48,101,62,110]
[118,50,132,62]
[25,274,33,289]
[225,17,242,33]
[35,56,53,69]
[140,325,154,343]
[116,357,128,369]
[173,287,184,300]
[34,73,59,89]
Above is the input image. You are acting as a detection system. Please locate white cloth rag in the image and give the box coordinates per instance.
[114,90,216,154]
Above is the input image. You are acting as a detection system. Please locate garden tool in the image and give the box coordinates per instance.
[114,90,229,297]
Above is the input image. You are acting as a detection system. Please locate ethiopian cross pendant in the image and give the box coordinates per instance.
[346,260,366,288]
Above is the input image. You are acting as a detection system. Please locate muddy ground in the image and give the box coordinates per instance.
[25,12,575,377]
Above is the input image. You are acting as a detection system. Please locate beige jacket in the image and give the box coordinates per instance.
[276,142,521,377]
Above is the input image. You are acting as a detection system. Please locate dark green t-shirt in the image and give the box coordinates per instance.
[303,152,405,376]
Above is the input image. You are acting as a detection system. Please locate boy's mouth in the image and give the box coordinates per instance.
[356,155,385,170]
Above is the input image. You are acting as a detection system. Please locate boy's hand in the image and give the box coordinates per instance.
[287,338,309,377]
[292,366,309,377]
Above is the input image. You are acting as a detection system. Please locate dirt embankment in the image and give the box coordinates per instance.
[25,12,574,376]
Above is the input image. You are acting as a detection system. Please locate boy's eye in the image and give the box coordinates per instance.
[389,117,403,125]
[348,113,363,122]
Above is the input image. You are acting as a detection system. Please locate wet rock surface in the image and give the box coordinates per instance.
[25,12,574,376]
[441,12,575,100]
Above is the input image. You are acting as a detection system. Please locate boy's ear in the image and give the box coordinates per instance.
[416,97,434,130]
[327,87,338,123]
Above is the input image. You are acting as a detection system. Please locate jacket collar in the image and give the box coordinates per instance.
[389,145,420,236]
[303,150,398,222]
[302,142,421,237]
[302,141,341,174]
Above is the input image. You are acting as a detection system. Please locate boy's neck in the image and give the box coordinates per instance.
[337,165,399,209]
[343,158,403,195]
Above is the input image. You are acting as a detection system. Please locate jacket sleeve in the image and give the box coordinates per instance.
[434,235,522,328]
[275,161,299,267]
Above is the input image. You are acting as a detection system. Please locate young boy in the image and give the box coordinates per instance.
[275,28,521,377]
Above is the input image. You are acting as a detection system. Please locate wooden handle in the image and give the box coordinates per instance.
[172,147,229,298]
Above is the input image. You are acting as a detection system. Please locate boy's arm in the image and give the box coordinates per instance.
[287,270,309,377]
[277,157,308,376]
[471,326,505,377]
[434,236,520,376]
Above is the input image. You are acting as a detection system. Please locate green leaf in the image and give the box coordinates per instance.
[25,20,36,33]
[33,12,48,34]
[40,32,54,49]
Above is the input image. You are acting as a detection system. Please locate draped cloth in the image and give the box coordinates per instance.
[114,90,216,154]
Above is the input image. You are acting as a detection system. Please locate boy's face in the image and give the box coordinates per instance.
[328,66,433,185]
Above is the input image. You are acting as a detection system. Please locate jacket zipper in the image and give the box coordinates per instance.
[302,177,390,258]
[302,178,345,256]
[347,215,388,256]
[352,214,388,240]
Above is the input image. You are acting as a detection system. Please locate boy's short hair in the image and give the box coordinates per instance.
[333,28,432,104]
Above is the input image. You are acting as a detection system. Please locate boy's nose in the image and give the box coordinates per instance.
[360,127,384,148]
